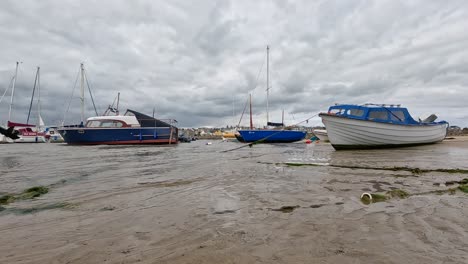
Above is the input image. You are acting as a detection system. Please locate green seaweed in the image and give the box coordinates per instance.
[284,163,321,167]
[0,195,15,205]
[278,162,468,176]
[100,206,116,211]
[434,168,468,174]
[0,186,49,206]
[361,193,387,204]
[18,186,49,200]
[370,193,387,202]
[7,202,76,215]
[458,184,468,193]
[360,190,409,205]
[271,205,300,213]
[387,189,409,199]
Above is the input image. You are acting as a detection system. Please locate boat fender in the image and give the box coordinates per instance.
[305,139,311,144]
[361,193,372,200]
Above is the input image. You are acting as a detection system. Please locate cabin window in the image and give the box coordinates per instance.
[87,120,125,128]
[100,121,115,127]
[87,121,101,127]
[368,110,388,120]
[390,110,405,122]
[348,109,364,117]
[329,108,344,115]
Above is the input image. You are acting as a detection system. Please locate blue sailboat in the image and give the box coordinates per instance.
[236,46,307,143]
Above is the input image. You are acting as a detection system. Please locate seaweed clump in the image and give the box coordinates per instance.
[361,193,387,205]
[387,189,410,199]
[271,205,300,213]
[0,186,49,206]
[284,163,321,167]
[361,189,409,204]
[19,186,49,199]
[0,195,15,205]
[458,185,468,193]
[9,202,76,215]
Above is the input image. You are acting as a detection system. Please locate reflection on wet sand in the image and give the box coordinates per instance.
[0,138,467,263]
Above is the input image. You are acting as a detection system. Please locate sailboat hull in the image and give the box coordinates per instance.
[237,130,307,143]
[14,135,47,143]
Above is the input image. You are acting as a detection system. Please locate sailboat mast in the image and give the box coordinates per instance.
[282,109,284,127]
[8,62,20,122]
[232,95,235,127]
[116,92,120,115]
[249,93,253,130]
[80,63,85,124]
[37,67,41,129]
[27,67,40,124]
[266,45,269,125]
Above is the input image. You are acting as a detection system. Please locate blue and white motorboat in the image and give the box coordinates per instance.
[58,109,178,145]
[319,104,449,150]
[58,64,178,145]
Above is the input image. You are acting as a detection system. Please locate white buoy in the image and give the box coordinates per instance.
[361,192,372,200]
[206,142,212,145]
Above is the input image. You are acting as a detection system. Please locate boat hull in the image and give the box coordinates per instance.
[58,127,178,145]
[313,129,329,142]
[237,130,307,143]
[14,135,47,143]
[320,114,448,150]
[0,133,47,143]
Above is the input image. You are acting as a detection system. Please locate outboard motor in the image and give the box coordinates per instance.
[421,114,438,123]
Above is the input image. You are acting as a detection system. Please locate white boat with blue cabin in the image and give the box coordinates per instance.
[319,103,448,150]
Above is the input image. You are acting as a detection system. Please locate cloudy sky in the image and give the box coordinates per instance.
[1,0,467,128]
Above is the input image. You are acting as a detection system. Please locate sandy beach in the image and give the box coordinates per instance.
[1,139,467,263]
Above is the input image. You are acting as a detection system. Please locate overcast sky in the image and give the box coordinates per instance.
[1,0,467,128]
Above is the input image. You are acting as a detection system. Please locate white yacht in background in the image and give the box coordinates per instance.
[313,129,329,142]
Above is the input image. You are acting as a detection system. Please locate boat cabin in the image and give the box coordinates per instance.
[326,104,423,125]
[86,116,139,128]
[84,109,176,128]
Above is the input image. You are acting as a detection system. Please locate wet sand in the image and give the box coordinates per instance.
[0,139,467,263]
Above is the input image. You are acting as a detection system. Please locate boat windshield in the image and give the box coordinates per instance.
[389,110,406,122]
[329,108,364,118]
[329,108,345,115]
[349,109,364,117]
[368,109,388,120]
